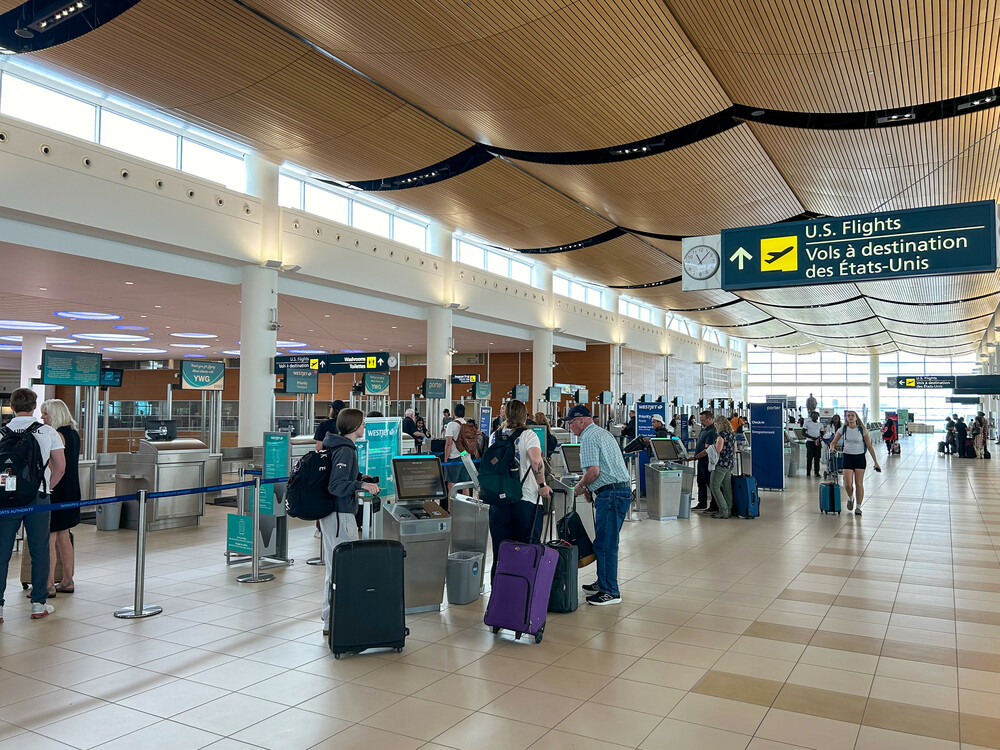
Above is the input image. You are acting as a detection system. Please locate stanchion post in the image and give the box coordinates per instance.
[237,476,275,583]
[307,526,324,566]
[114,491,163,619]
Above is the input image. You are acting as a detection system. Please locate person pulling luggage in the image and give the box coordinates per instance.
[830,410,880,517]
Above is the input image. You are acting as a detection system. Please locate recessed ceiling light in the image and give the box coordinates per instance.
[275,340,307,348]
[170,332,219,339]
[54,311,122,321]
[154,305,162,309]
[221,350,242,356]
[124,281,134,285]
[0,320,65,331]
[0,336,74,344]
[72,333,151,342]
[38,287,47,291]
[0,345,22,351]
[183,353,207,357]
[139,315,147,318]
[324,314,330,318]
[164,326,170,329]
[363,337,368,341]
[308,330,314,332]
[170,343,211,349]
[288,349,328,355]
[52,344,94,349]
[391,326,397,329]
[102,347,168,354]
[114,325,148,331]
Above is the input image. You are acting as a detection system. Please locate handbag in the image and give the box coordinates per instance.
[557,504,596,568]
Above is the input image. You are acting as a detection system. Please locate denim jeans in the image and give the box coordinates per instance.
[0,492,51,605]
[593,486,632,598]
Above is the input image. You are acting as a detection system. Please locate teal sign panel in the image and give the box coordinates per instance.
[474,381,492,400]
[180,360,225,391]
[513,385,530,402]
[528,425,547,452]
[721,200,997,291]
[363,418,401,501]
[356,438,369,475]
[41,350,101,386]
[422,378,447,399]
[364,371,391,396]
[226,514,253,555]
[282,368,318,394]
[261,431,289,515]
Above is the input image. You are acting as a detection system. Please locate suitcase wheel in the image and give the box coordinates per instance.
[491,626,500,634]
[515,631,523,640]
[534,629,544,644]
[395,647,403,653]
[334,653,341,660]
[21,583,28,590]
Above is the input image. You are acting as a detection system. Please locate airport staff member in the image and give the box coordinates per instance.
[566,405,631,606]
[804,412,823,477]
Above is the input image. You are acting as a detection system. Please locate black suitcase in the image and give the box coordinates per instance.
[329,539,408,658]
[546,538,579,613]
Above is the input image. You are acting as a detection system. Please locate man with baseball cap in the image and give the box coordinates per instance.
[565,404,631,605]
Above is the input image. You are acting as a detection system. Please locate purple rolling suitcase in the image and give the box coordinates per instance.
[485,540,558,643]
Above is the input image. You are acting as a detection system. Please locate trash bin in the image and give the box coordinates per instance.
[446,551,483,605]
[96,502,121,531]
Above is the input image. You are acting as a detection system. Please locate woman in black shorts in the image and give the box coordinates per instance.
[830,410,881,517]
[41,399,80,593]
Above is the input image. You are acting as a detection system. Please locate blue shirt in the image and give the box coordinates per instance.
[578,423,630,492]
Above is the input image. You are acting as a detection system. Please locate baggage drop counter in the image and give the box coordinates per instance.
[382,456,452,614]
[645,438,694,520]
[117,439,209,531]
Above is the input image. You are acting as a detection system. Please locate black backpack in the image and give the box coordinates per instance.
[478,427,528,506]
[0,422,47,507]
[285,450,336,520]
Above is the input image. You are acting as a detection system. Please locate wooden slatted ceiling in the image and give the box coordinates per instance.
[886,318,993,337]
[750,109,1000,217]
[540,235,680,287]
[858,271,1000,304]
[0,1,23,12]
[511,125,802,236]
[868,296,999,324]
[666,0,1000,112]
[247,0,731,151]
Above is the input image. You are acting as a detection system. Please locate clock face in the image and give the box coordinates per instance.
[683,245,720,280]
[387,355,398,368]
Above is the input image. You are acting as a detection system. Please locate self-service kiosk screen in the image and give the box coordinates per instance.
[392,456,447,501]
[560,444,583,474]
[651,438,680,461]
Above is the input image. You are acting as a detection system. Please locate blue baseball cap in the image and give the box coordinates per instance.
[566,404,591,421]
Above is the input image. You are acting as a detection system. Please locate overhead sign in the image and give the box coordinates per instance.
[41,350,101,387]
[512,385,530,402]
[180,361,225,391]
[721,200,998,291]
[888,375,956,389]
[955,375,1000,394]
[274,352,391,375]
[451,373,478,385]
[636,402,667,437]
[473,381,492,400]
[281,368,318,394]
[422,378,447,399]
[363,372,391,396]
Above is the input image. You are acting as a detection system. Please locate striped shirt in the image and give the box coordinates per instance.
[578,423,630,492]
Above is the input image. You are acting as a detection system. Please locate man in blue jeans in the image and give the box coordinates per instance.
[566,405,631,606]
[0,387,66,623]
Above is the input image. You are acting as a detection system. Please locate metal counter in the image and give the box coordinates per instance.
[381,501,451,614]
[117,439,208,531]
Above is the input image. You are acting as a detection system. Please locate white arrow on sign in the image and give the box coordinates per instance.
[377,358,385,366]
[729,246,752,270]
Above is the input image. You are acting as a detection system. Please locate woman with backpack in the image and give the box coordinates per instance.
[319,408,379,636]
[484,399,551,582]
[831,410,881,517]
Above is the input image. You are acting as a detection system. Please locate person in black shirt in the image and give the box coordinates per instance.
[623,410,636,439]
[313,400,345,450]
[692,411,718,511]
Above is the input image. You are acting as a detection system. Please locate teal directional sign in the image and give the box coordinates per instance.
[721,200,997,291]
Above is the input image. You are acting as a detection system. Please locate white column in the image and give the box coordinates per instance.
[238,265,278,446]
[869,354,880,423]
[245,154,281,264]
[740,340,749,403]
[19,334,46,391]
[532,328,554,409]
[427,306,453,409]
[532,261,556,330]
[429,223,455,305]
[604,289,620,314]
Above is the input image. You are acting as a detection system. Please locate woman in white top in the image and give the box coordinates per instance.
[830,410,881,517]
[486,399,551,582]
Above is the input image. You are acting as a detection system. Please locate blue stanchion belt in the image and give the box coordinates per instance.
[0,479,260,517]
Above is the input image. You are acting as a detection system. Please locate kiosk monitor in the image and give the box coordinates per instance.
[598,391,614,405]
[560,443,583,475]
[651,438,685,461]
[392,456,447,501]
[145,419,178,442]
[99,368,123,388]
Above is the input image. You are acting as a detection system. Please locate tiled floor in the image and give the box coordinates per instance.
[2,434,1000,749]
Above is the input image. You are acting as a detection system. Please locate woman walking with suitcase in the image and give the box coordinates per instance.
[831,410,881,517]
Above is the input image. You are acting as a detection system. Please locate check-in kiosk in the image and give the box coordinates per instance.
[117,438,209,531]
[383,456,452,614]
[449,453,488,557]
[645,437,694,520]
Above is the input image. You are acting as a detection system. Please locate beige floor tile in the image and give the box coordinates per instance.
[771,684,868,724]
[854,725,959,750]
[619,658,707,691]
[556,702,662,747]
[229,707,350,750]
[118,679,228,718]
[666,626,740,650]
[876,656,958,687]
[34,703,158,750]
[589,678,685,717]
[480,687,582,728]
[296,682,404,720]
[808,630,883,656]
[397,644,485,671]
[787,663,874,697]
[728,636,807,662]
[185,658,286,691]
[960,688,1000,719]
[959,667,1000,694]
[495,638,577,665]
[354,662,451,694]
[583,632,660,657]
[712,652,796,682]
[605,618,677,641]
[528,729,634,749]
[639,717,752,750]
[798,645,879,674]
[552,648,638,677]
[361,696,471,741]
[523,666,614,700]
[0,674,60,708]
[308,724,422,750]
[683,613,754,635]
[456,654,546,685]
[870,675,958,710]
[668,692,767,735]
[643,641,723,668]
[434,711,548,750]
[756,708,861,750]
[960,713,1000,750]
[745,740,809,750]
[0,689,105,730]
[90,719,221,750]
[744,622,816,645]
[413,673,512,711]
[862,698,960,742]
[171,692,286,736]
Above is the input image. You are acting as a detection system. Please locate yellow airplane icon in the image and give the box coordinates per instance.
[760,235,798,272]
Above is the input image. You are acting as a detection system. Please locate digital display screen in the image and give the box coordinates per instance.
[546,387,561,402]
[575,389,589,404]
[560,443,582,474]
[651,438,680,461]
[41,350,101,386]
[599,391,614,405]
[99,368,123,387]
[392,456,446,500]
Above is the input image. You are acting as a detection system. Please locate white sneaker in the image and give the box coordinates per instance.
[30,603,54,619]
[0,605,4,624]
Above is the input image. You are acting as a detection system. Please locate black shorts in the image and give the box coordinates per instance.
[842,453,867,471]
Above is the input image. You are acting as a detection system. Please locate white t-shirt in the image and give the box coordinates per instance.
[834,425,867,455]
[6,416,64,492]
[505,427,541,504]
[444,419,463,459]
[804,420,822,439]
